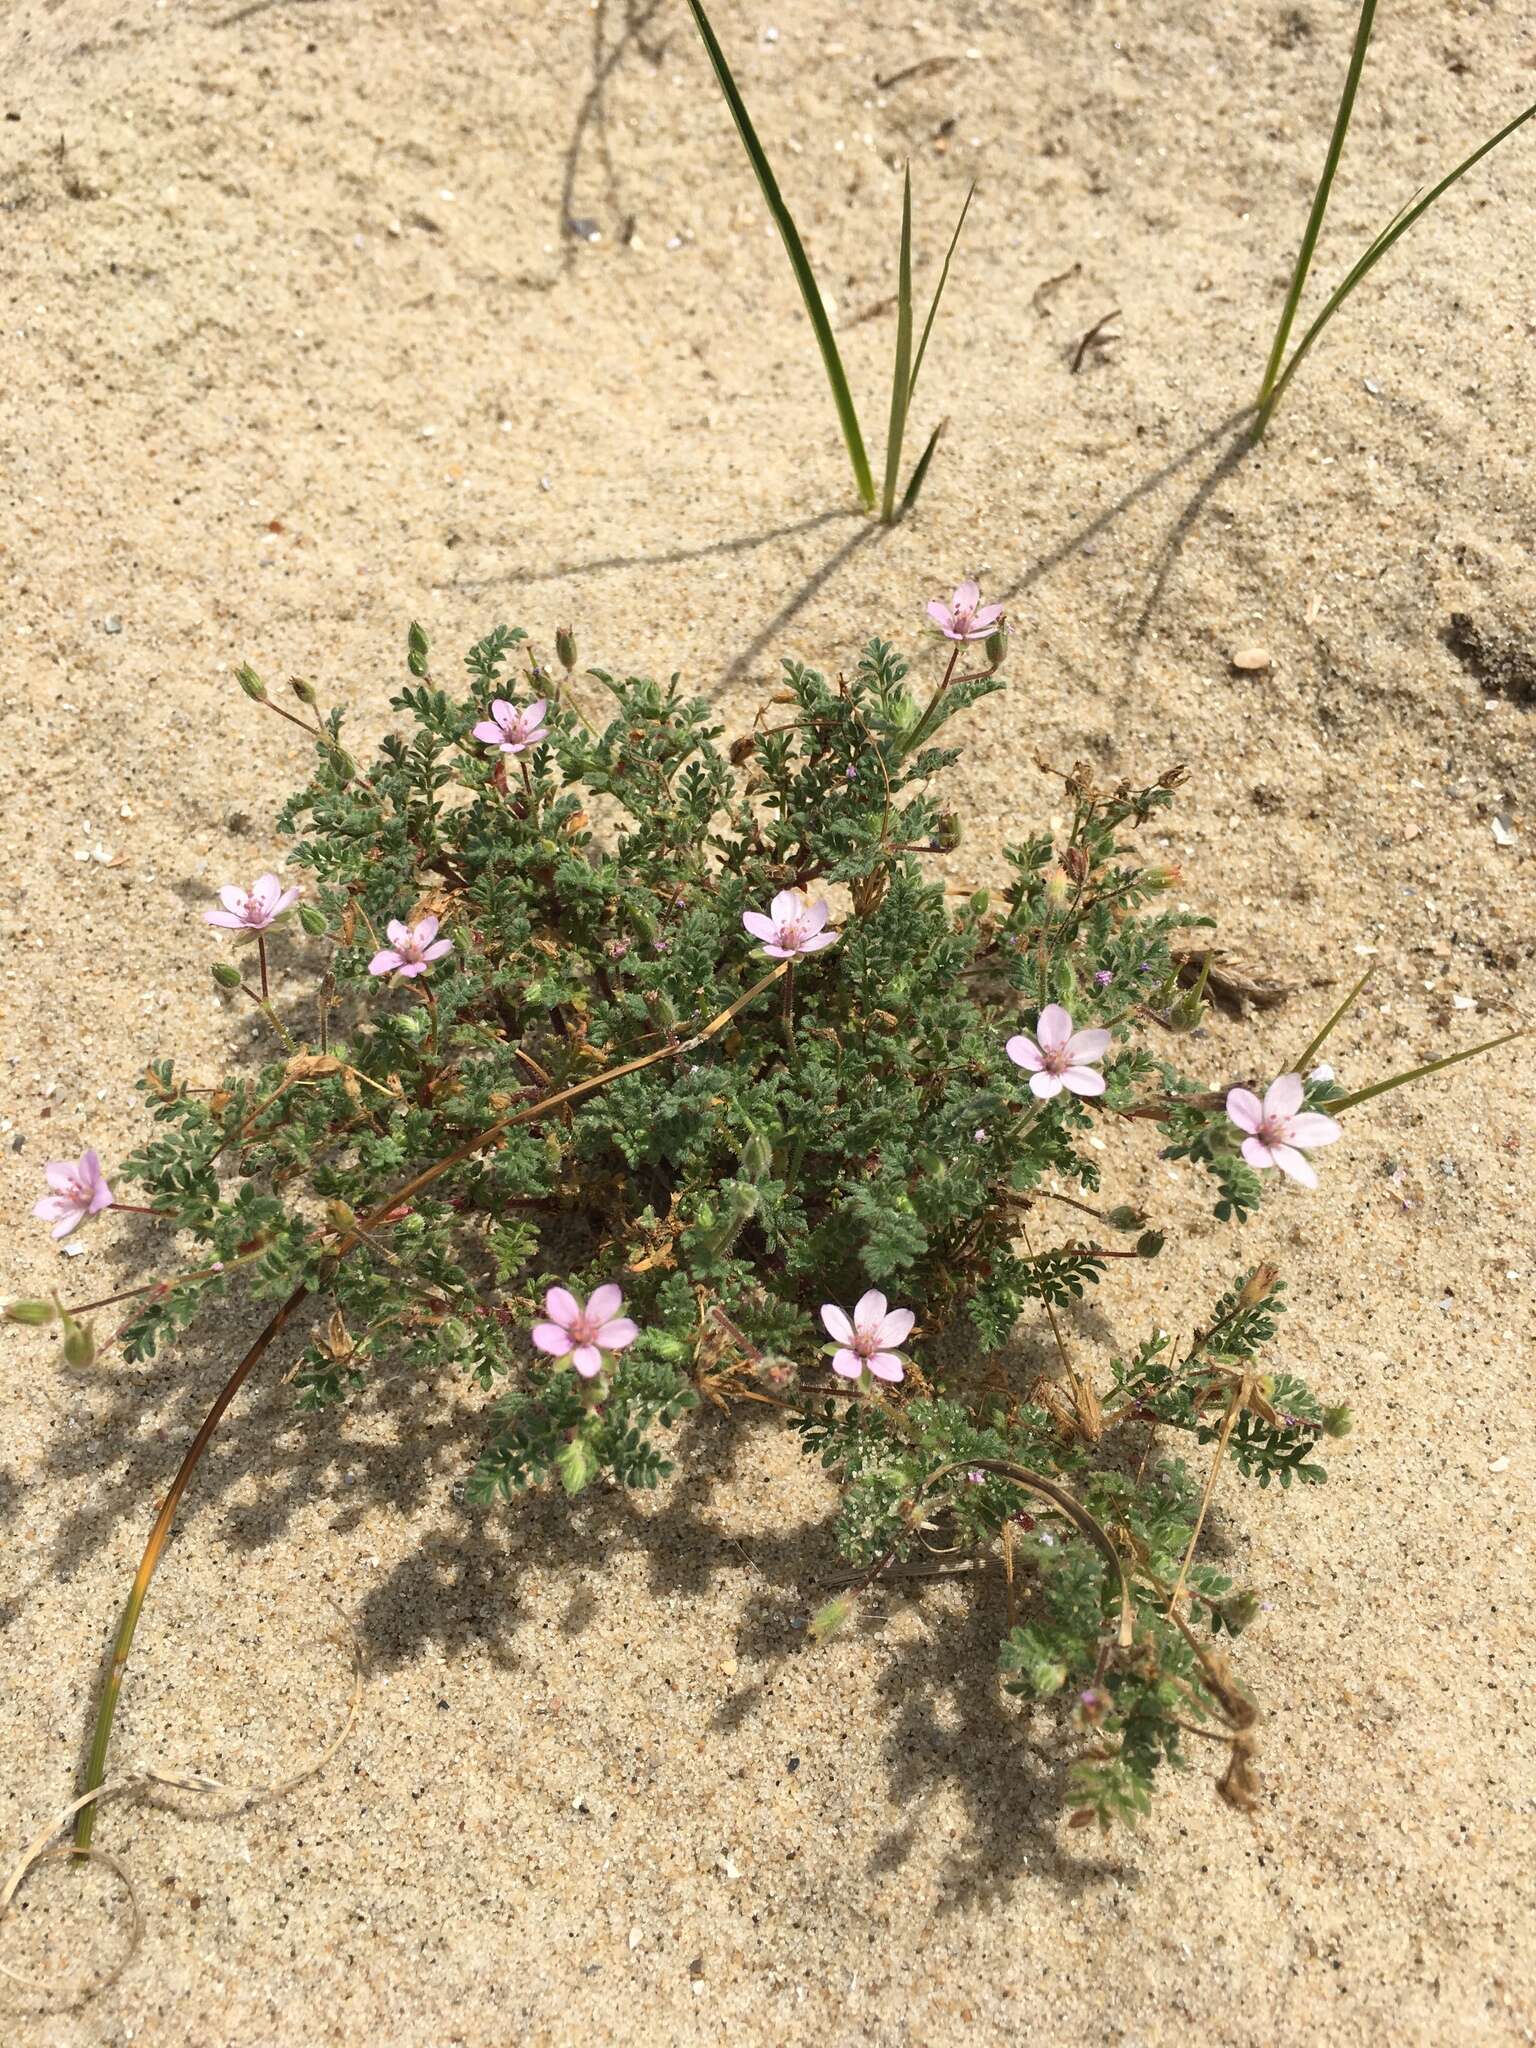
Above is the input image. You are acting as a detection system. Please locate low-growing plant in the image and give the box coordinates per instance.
[685,0,971,520]
[1254,0,1536,436]
[10,598,1521,1857]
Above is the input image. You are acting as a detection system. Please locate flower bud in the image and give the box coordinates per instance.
[1104,1205,1147,1233]
[969,889,989,917]
[438,1317,472,1356]
[324,1200,357,1233]
[407,621,430,677]
[740,1131,774,1181]
[1135,1230,1166,1259]
[62,1316,96,1369]
[932,811,961,852]
[289,676,318,707]
[1217,1590,1261,1635]
[212,961,243,990]
[298,902,327,936]
[236,662,267,702]
[1164,990,1208,1034]
[5,1298,58,1326]
[808,1594,855,1644]
[1322,1403,1354,1439]
[984,621,1008,668]
[1042,865,1073,911]
[554,625,577,671]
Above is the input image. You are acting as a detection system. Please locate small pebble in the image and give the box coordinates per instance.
[1489,1455,1510,1474]
[1363,376,1381,396]
[1491,815,1515,847]
[101,615,123,634]
[1230,646,1271,672]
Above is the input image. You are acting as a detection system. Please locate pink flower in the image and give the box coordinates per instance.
[820,1290,915,1384]
[742,889,839,961]
[1006,1004,1112,1100]
[1226,1074,1341,1189]
[925,579,1005,643]
[368,915,453,979]
[204,873,300,932]
[531,1283,640,1379]
[33,1149,113,1239]
[472,697,549,755]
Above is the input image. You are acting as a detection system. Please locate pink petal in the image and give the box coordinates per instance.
[386,920,410,946]
[44,1160,80,1193]
[1289,1113,1341,1149]
[820,1304,854,1345]
[368,949,403,976]
[926,601,957,635]
[204,909,246,928]
[273,887,301,916]
[1035,1004,1073,1054]
[1005,1033,1043,1072]
[50,1210,83,1240]
[1226,1088,1263,1136]
[796,929,838,952]
[760,943,794,959]
[415,915,439,944]
[1264,1073,1305,1123]
[1064,1027,1111,1065]
[422,939,453,962]
[1270,1144,1318,1189]
[472,719,504,746]
[531,1322,574,1356]
[571,1344,605,1378]
[867,1353,906,1383]
[249,874,282,915]
[831,1349,863,1379]
[1062,1067,1107,1097]
[395,960,427,977]
[596,1317,638,1351]
[33,1193,75,1224]
[489,698,514,726]
[524,699,548,725]
[769,890,803,926]
[1240,1136,1277,1173]
[801,898,830,933]
[1029,1071,1064,1100]
[952,580,981,612]
[586,1283,624,1325]
[742,912,777,943]
[544,1287,582,1330]
[874,1307,914,1349]
[853,1289,889,1334]
[217,884,248,913]
[969,603,1005,632]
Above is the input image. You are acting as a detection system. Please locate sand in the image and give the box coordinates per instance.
[2,0,1533,2040]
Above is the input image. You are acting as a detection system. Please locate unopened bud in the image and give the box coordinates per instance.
[212,961,243,990]
[407,621,430,677]
[645,989,678,1033]
[1135,1230,1165,1259]
[1322,1403,1354,1440]
[554,625,577,671]
[932,810,961,853]
[62,1316,96,1368]
[1104,1205,1147,1233]
[1165,991,1207,1034]
[324,1200,357,1234]
[236,662,267,702]
[741,1131,773,1181]
[1042,865,1073,911]
[438,1317,472,1355]
[289,676,318,707]
[1217,1590,1261,1635]
[298,902,327,936]
[808,1594,855,1644]
[1143,862,1182,891]
[5,1298,58,1326]
[984,621,1008,667]
[969,889,989,917]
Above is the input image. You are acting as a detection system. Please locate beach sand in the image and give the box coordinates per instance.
[1,1,1533,2040]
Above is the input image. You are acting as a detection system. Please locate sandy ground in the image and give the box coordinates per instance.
[2,0,1534,2041]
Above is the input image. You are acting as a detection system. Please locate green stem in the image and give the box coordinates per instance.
[1255,0,1378,429]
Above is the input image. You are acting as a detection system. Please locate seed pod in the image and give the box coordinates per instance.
[62,1316,96,1369]
[554,625,577,671]
[1217,1590,1261,1635]
[5,1298,58,1326]
[289,675,319,706]
[1322,1403,1354,1439]
[212,961,243,990]
[984,621,1008,667]
[298,902,327,936]
[236,662,267,702]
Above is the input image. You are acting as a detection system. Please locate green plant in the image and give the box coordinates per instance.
[684,0,971,519]
[1255,0,1536,435]
[10,608,1521,1855]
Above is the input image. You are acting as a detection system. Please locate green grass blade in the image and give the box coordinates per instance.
[880,166,914,525]
[897,417,947,519]
[907,181,974,407]
[1258,93,1536,431]
[1290,966,1374,1074]
[684,0,875,508]
[1256,0,1378,426]
[1327,1027,1526,1116]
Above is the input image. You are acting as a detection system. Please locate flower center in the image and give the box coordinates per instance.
[1040,1042,1069,1074]
[1257,1111,1292,1147]
[570,1308,600,1344]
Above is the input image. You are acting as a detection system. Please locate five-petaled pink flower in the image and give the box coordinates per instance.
[1006,1005,1112,1100]
[742,889,839,960]
[1226,1074,1341,1189]
[204,873,300,932]
[34,1149,113,1239]
[531,1283,640,1379]
[820,1290,915,1384]
[472,698,549,755]
[926,579,1005,643]
[368,915,453,979]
